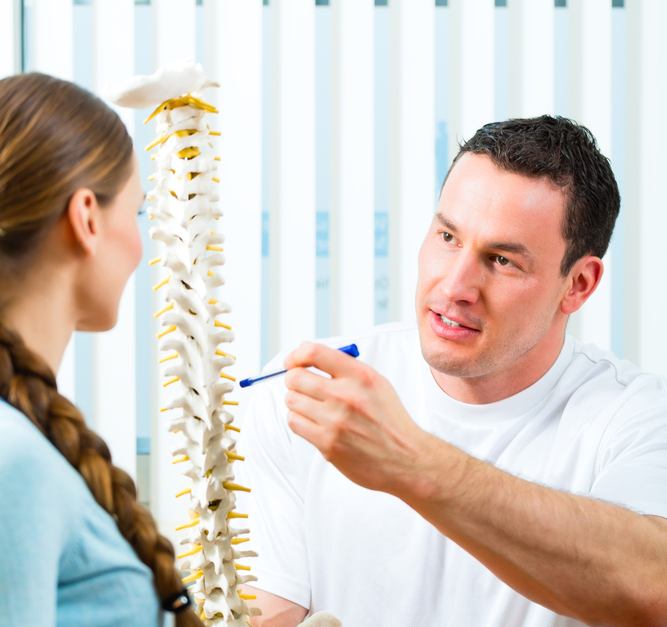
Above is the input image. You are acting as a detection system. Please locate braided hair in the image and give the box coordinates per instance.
[0,73,203,626]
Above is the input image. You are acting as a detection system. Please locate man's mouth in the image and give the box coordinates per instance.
[428,310,480,340]
[439,314,465,328]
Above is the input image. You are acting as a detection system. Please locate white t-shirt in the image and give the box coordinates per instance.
[235,322,667,627]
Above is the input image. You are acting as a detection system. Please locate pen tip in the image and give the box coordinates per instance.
[239,379,250,388]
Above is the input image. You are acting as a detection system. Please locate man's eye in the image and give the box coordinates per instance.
[495,256,510,266]
[441,232,453,243]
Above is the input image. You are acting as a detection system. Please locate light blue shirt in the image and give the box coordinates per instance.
[0,398,163,627]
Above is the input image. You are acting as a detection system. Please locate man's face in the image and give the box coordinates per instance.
[416,152,570,382]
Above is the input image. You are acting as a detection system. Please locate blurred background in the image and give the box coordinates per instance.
[1,0,665,534]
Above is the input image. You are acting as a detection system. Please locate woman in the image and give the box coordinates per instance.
[0,73,203,626]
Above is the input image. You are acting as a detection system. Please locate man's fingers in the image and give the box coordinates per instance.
[284,367,329,402]
[285,389,329,424]
[286,409,329,450]
[284,342,356,378]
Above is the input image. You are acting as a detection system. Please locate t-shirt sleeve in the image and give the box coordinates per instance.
[0,416,70,626]
[590,397,667,519]
[235,376,311,610]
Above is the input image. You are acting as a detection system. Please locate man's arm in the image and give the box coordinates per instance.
[283,342,667,627]
[246,586,308,627]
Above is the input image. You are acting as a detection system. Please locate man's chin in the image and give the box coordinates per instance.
[419,341,478,378]
[417,321,479,377]
[423,353,478,378]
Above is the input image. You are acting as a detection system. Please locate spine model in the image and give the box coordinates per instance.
[145,88,260,626]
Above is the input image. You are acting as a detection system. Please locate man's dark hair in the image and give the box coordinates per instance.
[447,115,620,276]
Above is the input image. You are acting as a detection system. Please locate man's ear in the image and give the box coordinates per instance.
[65,188,99,256]
[560,256,604,315]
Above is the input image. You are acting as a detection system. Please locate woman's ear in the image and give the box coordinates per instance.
[560,255,604,315]
[65,188,100,256]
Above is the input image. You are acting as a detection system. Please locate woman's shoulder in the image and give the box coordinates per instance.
[0,399,162,625]
[0,398,80,497]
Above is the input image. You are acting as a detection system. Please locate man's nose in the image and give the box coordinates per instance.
[441,250,481,304]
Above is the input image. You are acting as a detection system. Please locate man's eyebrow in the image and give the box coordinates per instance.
[486,240,533,258]
[434,213,457,232]
[434,212,534,259]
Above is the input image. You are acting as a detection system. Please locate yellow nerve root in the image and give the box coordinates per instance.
[235,563,251,571]
[175,518,200,531]
[215,321,231,330]
[226,451,245,462]
[176,146,201,160]
[223,400,239,406]
[145,134,165,151]
[163,375,180,387]
[154,302,174,318]
[152,274,171,291]
[172,455,189,464]
[144,94,218,124]
[181,569,203,584]
[158,351,179,364]
[222,482,251,493]
[227,511,248,519]
[231,538,250,545]
[149,256,161,266]
[220,372,236,382]
[157,325,177,339]
[175,486,191,498]
[216,349,236,360]
[177,544,202,560]
[238,593,256,601]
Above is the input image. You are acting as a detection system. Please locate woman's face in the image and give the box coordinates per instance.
[75,153,145,332]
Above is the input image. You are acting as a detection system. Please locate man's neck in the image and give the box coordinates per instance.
[430,332,567,405]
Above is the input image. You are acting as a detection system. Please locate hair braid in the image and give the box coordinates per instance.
[0,320,203,626]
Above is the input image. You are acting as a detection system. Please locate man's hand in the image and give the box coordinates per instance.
[283,342,442,497]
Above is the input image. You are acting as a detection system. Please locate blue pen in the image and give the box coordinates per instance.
[239,343,360,388]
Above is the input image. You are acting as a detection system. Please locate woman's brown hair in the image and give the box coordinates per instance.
[0,73,203,626]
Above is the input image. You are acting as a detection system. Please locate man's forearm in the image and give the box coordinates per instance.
[247,586,308,627]
[398,433,667,626]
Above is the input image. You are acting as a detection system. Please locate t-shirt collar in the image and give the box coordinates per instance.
[422,335,575,424]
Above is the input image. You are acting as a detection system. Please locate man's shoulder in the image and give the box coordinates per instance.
[566,337,667,411]
[264,321,421,373]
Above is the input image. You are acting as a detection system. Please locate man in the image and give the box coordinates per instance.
[235,116,667,627]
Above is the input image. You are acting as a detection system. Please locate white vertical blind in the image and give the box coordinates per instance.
[567,0,613,351]
[91,0,137,481]
[330,0,375,336]
[153,0,196,69]
[0,0,18,79]
[448,0,495,165]
[625,0,667,374]
[32,0,73,81]
[508,0,554,117]
[93,0,135,135]
[388,0,435,323]
[269,0,316,353]
[204,0,263,423]
[150,0,198,535]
